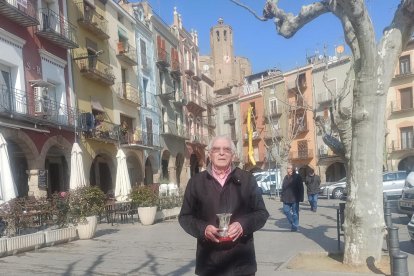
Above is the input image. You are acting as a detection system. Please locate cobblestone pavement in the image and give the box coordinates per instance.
[0,197,413,276]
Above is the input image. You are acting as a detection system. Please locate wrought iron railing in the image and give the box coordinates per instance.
[37,8,77,46]
[0,85,80,128]
[115,83,140,105]
[75,1,108,38]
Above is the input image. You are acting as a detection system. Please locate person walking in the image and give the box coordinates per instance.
[305,168,321,212]
[281,164,304,232]
[179,135,269,276]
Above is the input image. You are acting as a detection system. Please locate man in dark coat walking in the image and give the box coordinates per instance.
[281,164,304,232]
[179,135,269,276]
[305,168,321,212]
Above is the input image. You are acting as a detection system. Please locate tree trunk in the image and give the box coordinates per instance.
[343,75,386,264]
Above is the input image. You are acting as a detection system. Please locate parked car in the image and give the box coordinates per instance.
[398,172,414,217]
[382,171,408,199]
[319,177,346,199]
[253,171,281,195]
[320,171,408,200]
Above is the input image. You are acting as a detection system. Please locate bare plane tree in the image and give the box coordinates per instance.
[232,0,414,266]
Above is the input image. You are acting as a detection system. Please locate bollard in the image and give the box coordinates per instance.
[388,226,400,256]
[392,251,409,276]
[384,201,393,228]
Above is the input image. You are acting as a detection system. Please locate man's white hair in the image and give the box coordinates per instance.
[207,135,237,154]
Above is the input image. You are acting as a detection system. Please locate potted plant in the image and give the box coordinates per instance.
[68,186,106,239]
[129,185,159,225]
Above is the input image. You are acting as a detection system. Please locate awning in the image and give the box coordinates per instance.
[29,79,55,88]
[91,98,104,112]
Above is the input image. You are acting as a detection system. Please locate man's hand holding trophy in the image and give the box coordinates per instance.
[204,213,243,243]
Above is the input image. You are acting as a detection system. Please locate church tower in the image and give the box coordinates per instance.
[210,18,235,92]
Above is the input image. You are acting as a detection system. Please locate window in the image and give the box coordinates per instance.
[216,30,220,41]
[140,39,147,67]
[250,102,256,116]
[142,78,148,107]
[399,55,411,75]
[269,99,278,115]
[228,104,234,117]
[224,30,227,41]
[230,123,236,140]
[401,126,414,149]
[400,87,413,110]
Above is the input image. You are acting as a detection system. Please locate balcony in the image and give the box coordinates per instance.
[184,62,195,76]
[0,84,79,129]
[292,123,308,134]
[74,53,115,85]
[393,70,414,81]
[223,113,236,123]
[289,149,313,160]
[188,134,208,146]
[192,73,202,82]
[156,48,170,67]
[157,87,175,101]
[0,0,39,27]
[116,41,137,66]
[75,1,109,39]
[264,108,282,120]
[79,114,120,143]
[390,101,414,115]
[115,83,140,106]
[161,120,187,139]
[170,58,182,78]
[185,91,206,114]
[171,91,186,108]
[120,129,159,149]
[390,140,414,153]
[36,8,78,49]
[244,131,260,142]
[264,130,282,141]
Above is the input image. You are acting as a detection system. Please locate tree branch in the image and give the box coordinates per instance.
[262,0,331,38]
[229,0,267,21]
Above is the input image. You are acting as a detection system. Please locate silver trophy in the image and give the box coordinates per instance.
[216,213,232,242]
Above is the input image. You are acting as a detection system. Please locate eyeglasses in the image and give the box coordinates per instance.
[210,147,233,154]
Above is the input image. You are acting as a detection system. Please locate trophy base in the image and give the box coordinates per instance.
[218,236,233,242]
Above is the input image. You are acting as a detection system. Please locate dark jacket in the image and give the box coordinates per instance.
[305,174,321,194]
[179,167,269,276]
[281,173,304,203]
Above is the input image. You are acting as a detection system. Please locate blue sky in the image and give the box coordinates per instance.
[144,0,399,73]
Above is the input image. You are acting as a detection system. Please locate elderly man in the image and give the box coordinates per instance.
[179,135,269,276]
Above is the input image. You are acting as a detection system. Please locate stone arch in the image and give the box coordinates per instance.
[325,162,346,182]
[38,135,72,168]
[161,150,171,181]
[5,129,39,169]
[398,156,414,173]
[38,136,72,196]
[90,150,115,194]
[144,157,153,185]
[126,152,144,186]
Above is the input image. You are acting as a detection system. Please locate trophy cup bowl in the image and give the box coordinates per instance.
[216,213,232,242]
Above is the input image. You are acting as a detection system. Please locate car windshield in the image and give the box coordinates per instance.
[337,177,346,182]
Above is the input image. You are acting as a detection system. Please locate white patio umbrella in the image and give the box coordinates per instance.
[0,133,17,203]
[69,142,87,190]
[114,149,131,202]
